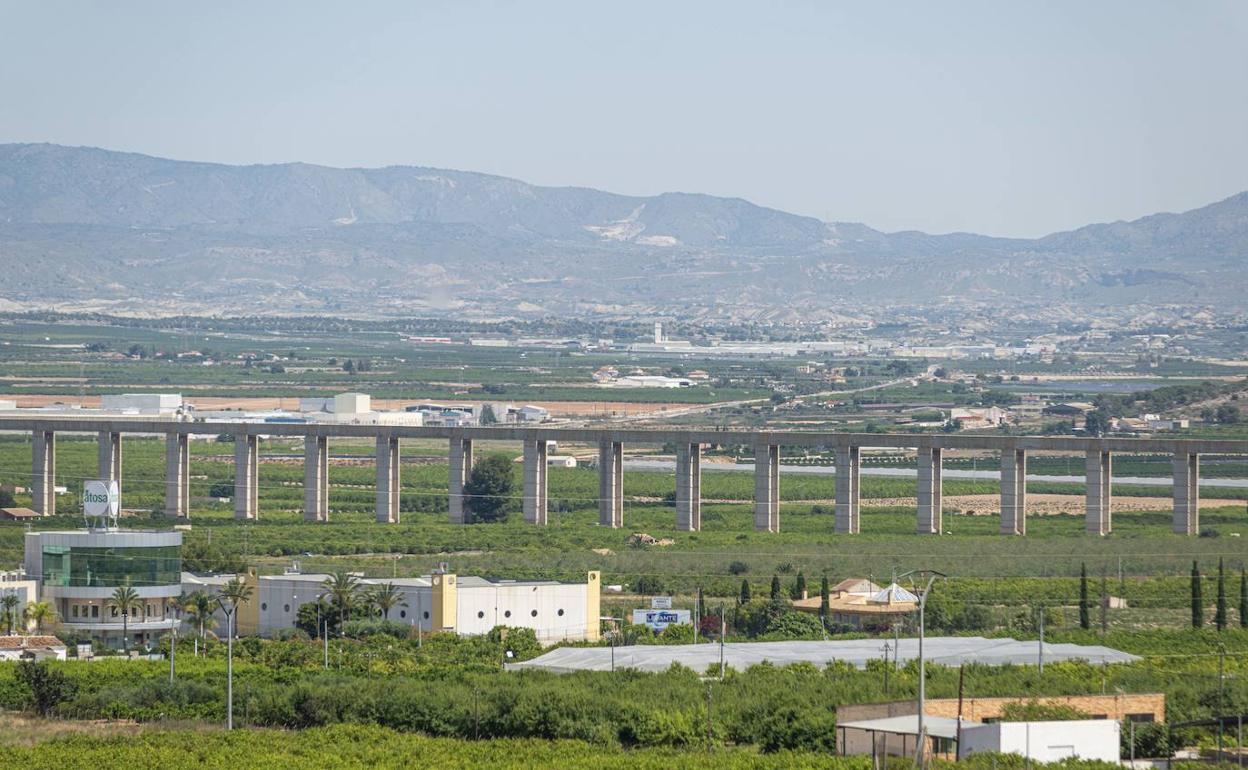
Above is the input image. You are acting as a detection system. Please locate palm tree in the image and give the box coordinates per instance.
[219,577,254,633]
[23,601,54,634]
[182,591,218,645]
[368,583,406,620]
[107,581,143,652]
[1,593,18,635]
[321,572,361,622]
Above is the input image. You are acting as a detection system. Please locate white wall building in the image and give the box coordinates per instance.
[182,570,601,644]
[959,720,1120,763]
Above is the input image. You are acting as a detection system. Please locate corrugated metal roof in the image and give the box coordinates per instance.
[839,715,972,740]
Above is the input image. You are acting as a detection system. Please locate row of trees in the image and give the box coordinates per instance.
[1076,560,1248,631]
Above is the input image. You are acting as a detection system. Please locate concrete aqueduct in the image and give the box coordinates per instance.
[7,418,1247,536]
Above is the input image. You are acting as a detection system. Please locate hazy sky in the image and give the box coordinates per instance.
[3,1,1246,237]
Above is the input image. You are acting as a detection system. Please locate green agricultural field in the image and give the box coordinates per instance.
[2,629,1248,759]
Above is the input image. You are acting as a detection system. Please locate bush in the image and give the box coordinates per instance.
[15,660,77,716]
[342,619,410,640]
[727,561,750,576]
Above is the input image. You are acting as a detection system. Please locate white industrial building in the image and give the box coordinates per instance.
[100,393,184,414]
[298,393,424,426]
[181,569,601,644]
[959,720,1121,763]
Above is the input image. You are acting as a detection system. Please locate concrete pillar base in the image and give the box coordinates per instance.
[675,442,702,531]
[1172,452,1199,535]
[32,430,55,516]
[304,435,329,522]
[1000,447,1027,535]
[98,430,122,500]
[754,443,779,532]
[376,435,400,524]
[234,434,259,520]
[523,438,549,525]
[835,446,860,534]
[1085,449,1112,535]
[165,432,190,518]
[448,437,473,524]
[917,447,943,535]
[598,440,623,528]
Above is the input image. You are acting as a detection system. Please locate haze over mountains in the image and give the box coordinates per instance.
[0,143,1244,321]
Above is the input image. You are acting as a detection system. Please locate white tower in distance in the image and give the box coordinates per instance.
[653,321,663,344]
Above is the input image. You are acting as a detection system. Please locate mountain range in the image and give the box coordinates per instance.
[0,143,1244,321]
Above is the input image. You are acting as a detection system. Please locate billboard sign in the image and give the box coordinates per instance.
[650,596,673,610]
[82,479,119,528]
[632,609,691,631]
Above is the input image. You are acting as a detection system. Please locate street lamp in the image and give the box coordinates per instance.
[899,569,947,769]
[214,596,237,730]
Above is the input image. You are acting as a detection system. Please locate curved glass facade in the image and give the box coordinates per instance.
[41,545,181,588]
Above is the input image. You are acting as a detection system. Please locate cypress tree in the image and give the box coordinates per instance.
[1216,558,1227,631]
[1079,563,1091,630]
[794,571,807,600]
[820,574,831,621]
[739,579,751,605]
[1239,570,1247,629]
[1191,560,1204,628]
[696,586,705,620]
[770,575,782,601]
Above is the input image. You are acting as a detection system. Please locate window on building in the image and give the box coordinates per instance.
[399,610,406,618]
[477,611,485,619]
[283,604,290,613]
[422,611,429,620]
[557,609,564,617]
[504,610,511,618]
[91,605,99,618]
[1128,714,1155,723]
[261,602,267,611]
[72,605,79,618]
[530,609,538,617]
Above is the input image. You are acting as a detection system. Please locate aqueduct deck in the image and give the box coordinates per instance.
[4,417,1246,536]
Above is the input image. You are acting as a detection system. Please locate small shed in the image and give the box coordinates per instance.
[0,507,40,520]
[837,714,968,761]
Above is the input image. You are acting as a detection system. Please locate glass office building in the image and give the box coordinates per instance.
[25,530,183,649]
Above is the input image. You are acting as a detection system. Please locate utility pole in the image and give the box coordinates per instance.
[719,605,726,681]
[1219,643,1227,756]
[881,641,892,695]
[705,684,713,753]
[1037,606,1045,675]
[168,628,176,684]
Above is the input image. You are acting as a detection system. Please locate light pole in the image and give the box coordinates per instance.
[899,569,947,769]
[216,597,236,730]
[168,627,177,684]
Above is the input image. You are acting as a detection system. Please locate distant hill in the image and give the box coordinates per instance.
[0,143,1244,318]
